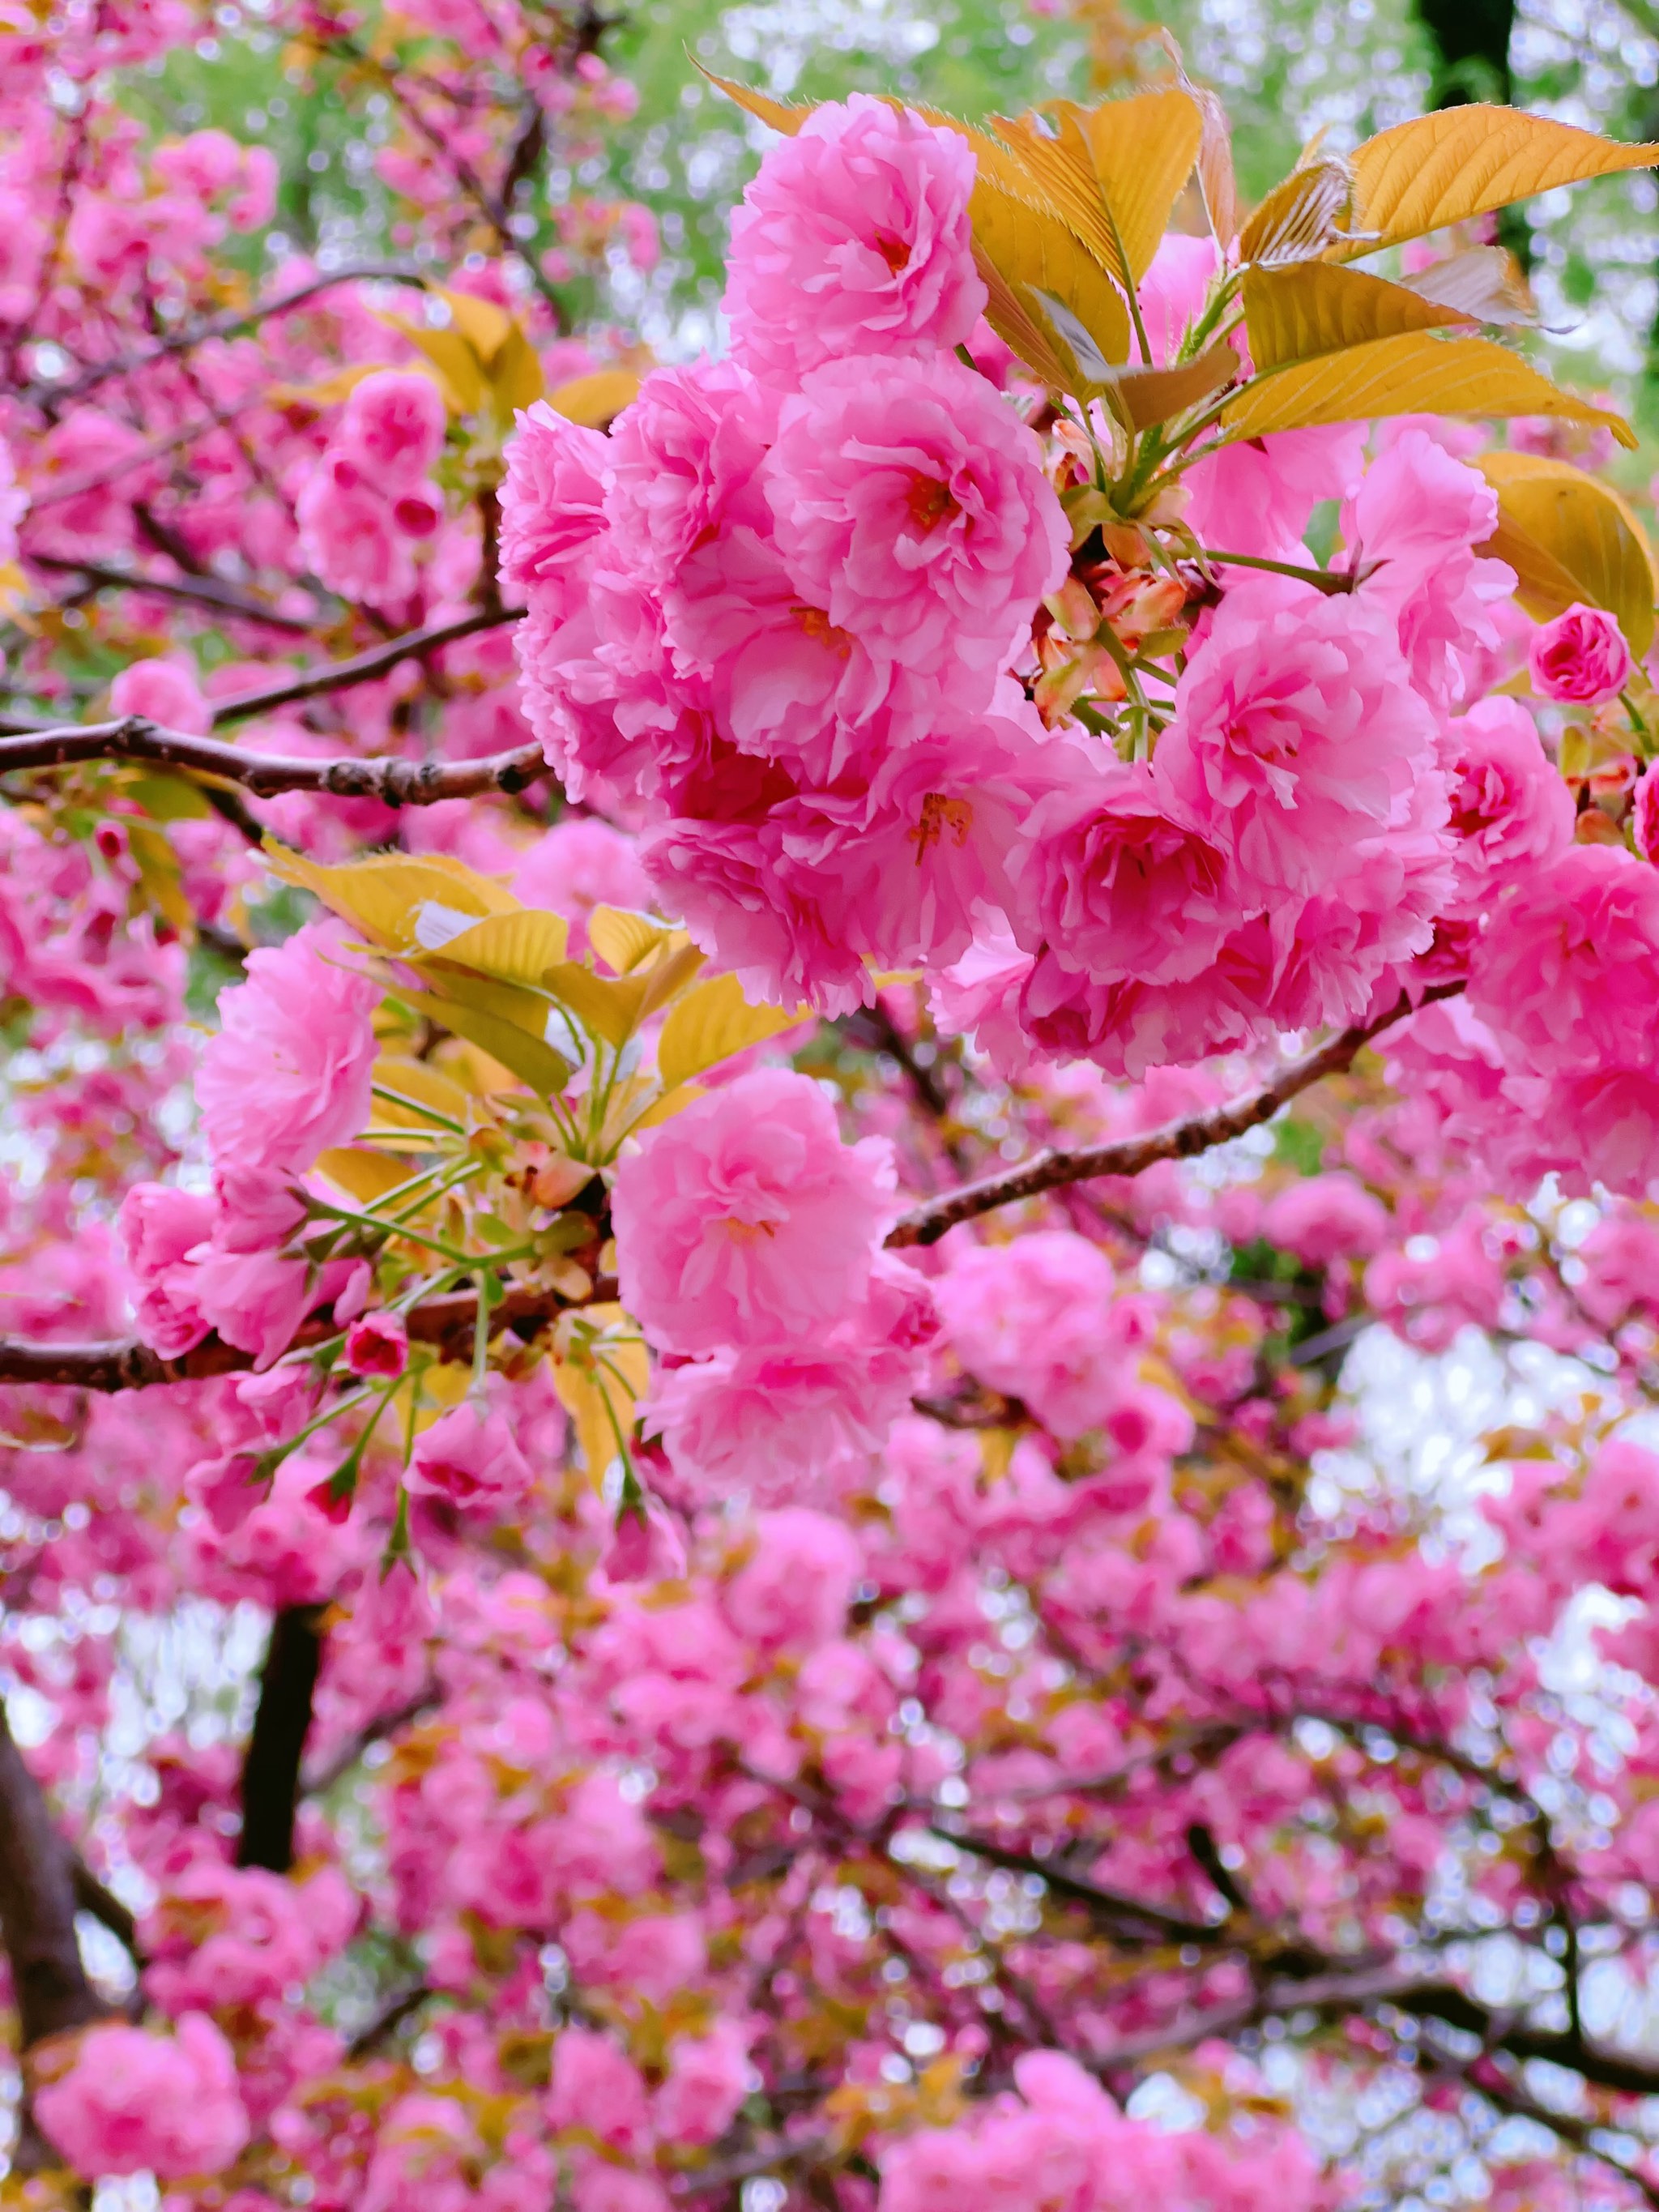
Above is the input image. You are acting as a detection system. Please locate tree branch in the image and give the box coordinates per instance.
[23,263,427,410]
[0,715,545,805]
[885,984,1463,1248]
[28,555,324,635]
[0,1274,617,1394]
[0,1702,104,2052]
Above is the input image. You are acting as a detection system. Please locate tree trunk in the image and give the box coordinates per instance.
[236,1604,326,1873]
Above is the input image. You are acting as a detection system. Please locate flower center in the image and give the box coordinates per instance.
[906,473,959,535]
[873,231,911,275]
[910,792,975,864]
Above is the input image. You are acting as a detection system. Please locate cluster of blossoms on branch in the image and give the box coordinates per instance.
[9,15,1659,2212]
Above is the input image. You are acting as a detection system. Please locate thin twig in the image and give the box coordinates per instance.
[885,984,1464,1249]
[22,263,425,410]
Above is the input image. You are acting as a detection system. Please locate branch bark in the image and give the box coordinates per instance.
[0,1273,617,1393]
[0,715,545,804]
[237,1604,327,1874]
[885,984,1462,1248]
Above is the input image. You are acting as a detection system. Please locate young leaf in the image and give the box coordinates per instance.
[375,314,488,415]
[697,65,810,136]
[544,963,653,1050]
[1478,452,1657,658]
[488,323,546,421]
[1243,263,1475,370]
[372,1055,472,1125]
[656,973,808,1091]
[419,908,569,988]
[586,907,672,977]
[1342,107,1659,258]
[127,820,192,936]
[265,845,516,950]
[1237,155,1357,266]
[548,370,642,430]
[1223,330,1634,448]
[971,178,1132,383]
[1098,343,1236,431]
[436,286,514,366]
[552,1312,649,1484]
[395,987,572,1098]
[990,111,1130,289]
[1060,88,1202,283]
[1400,246,1536,325]
[315,1148,420,1206]
[974,248,1077,391]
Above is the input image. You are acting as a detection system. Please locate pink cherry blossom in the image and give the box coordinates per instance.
[764,354,1067,690]
[36,2013,249,2180]
[407,1399,537,1510]
[723,95,985,386]
[1529,600,1634,703]
[196,921,378,1179]
[612,1067,897,1352]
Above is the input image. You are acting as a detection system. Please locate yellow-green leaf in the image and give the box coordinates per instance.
[1238,154,1356,266]
[488,322,545,420]
[586,906,671,976]
[1341,107,1659,258]
[405,966,561,1042]
[544,963,652,1049]
[371,1055,471,1126]
[396,986,571,1097]
[1222,330,1634,448]
[973,247,1076,391]
[637,937,706,1020]
[1243,263,1475,370]
[376,314,488,415]
[127,820,192,936]
[420,907,569,987]
[548,369,642,429]
[124,771,215,823]
[265,845,517,950]
[315,1147,418,1206]
[436,285,514,366]
[1062,88,1202,283]
[657,973,808,1091]
[1478,451,1657,660]
[552,1309,649,1484]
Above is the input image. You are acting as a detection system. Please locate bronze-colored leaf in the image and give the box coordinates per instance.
[1238,155,1358,266]
[1243,263,1475,370]
[1223,329,1634,448]
[1478,451,1657,659]
[1341,106,1659,258]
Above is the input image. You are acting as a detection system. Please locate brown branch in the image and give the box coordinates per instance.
[0,1703,104,2052]
[0,713,544,805]
[205,607,521,727]
[301,1685,441,1798]
[23,263,426,411]
[27,554,323,635]
[67,1856,142,1966]
[885,984,1464,1248]
[0,1275,617,1394]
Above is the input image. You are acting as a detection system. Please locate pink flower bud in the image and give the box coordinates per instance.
[344,1310,407,1378]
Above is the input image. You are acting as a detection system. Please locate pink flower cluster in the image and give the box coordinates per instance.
[614,1067,932,1500]
[36,2013,249,2180]
[504,98,1069,1014]
[296,369,448,612]
[119,922,378,1364]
